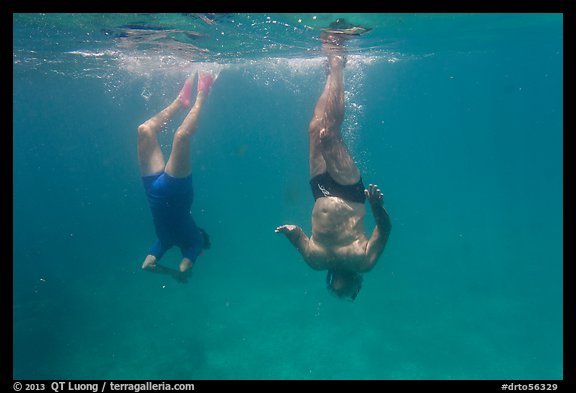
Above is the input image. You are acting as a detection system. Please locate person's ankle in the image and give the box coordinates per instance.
[329,54,345,68]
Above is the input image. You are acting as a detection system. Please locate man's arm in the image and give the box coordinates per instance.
[362,184,391,272]
[275,224,312,263]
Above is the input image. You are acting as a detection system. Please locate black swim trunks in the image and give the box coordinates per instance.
[310,172,366,204]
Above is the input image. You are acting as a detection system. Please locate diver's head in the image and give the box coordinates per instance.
[199,228,211,250]
[326,270,363,301]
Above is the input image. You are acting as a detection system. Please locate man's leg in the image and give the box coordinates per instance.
[165,72,214,178]
[308,70,330,178]
[137,78,194,175]
[309,35,360,185]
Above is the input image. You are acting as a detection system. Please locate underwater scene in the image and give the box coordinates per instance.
[13,13,563,380]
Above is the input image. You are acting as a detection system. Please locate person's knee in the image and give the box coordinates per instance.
[138,123,152,138]
[319,127,340,144]
[309,118,323,135]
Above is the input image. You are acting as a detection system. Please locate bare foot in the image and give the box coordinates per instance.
[142,255,157,270]
[321,31,346,46]
[321,32,346,52]
[179,258,193,273]
[320,20,369,64]
[320,33,347,69]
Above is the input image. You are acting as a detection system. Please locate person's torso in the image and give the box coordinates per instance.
[148,193,197,246]
[309,197,368,267]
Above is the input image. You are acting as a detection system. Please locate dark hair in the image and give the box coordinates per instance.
[199,228,211,250]
[326,270,363,301]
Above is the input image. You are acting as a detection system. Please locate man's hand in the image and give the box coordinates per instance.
[275,224,303,241]
[365,183,391,235]
[365,183,384,208]
[275,224,299,234]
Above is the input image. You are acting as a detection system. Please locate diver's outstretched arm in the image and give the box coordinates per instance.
[275,224,316,266]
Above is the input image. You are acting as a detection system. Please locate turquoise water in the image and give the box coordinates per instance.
[13,13,563,380]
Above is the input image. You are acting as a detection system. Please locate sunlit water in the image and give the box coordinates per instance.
[13,13,563,380]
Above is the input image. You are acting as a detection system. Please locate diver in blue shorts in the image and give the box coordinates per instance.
[138,71,215,283]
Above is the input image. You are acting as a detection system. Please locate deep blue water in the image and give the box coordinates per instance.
[13,13,563,380]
